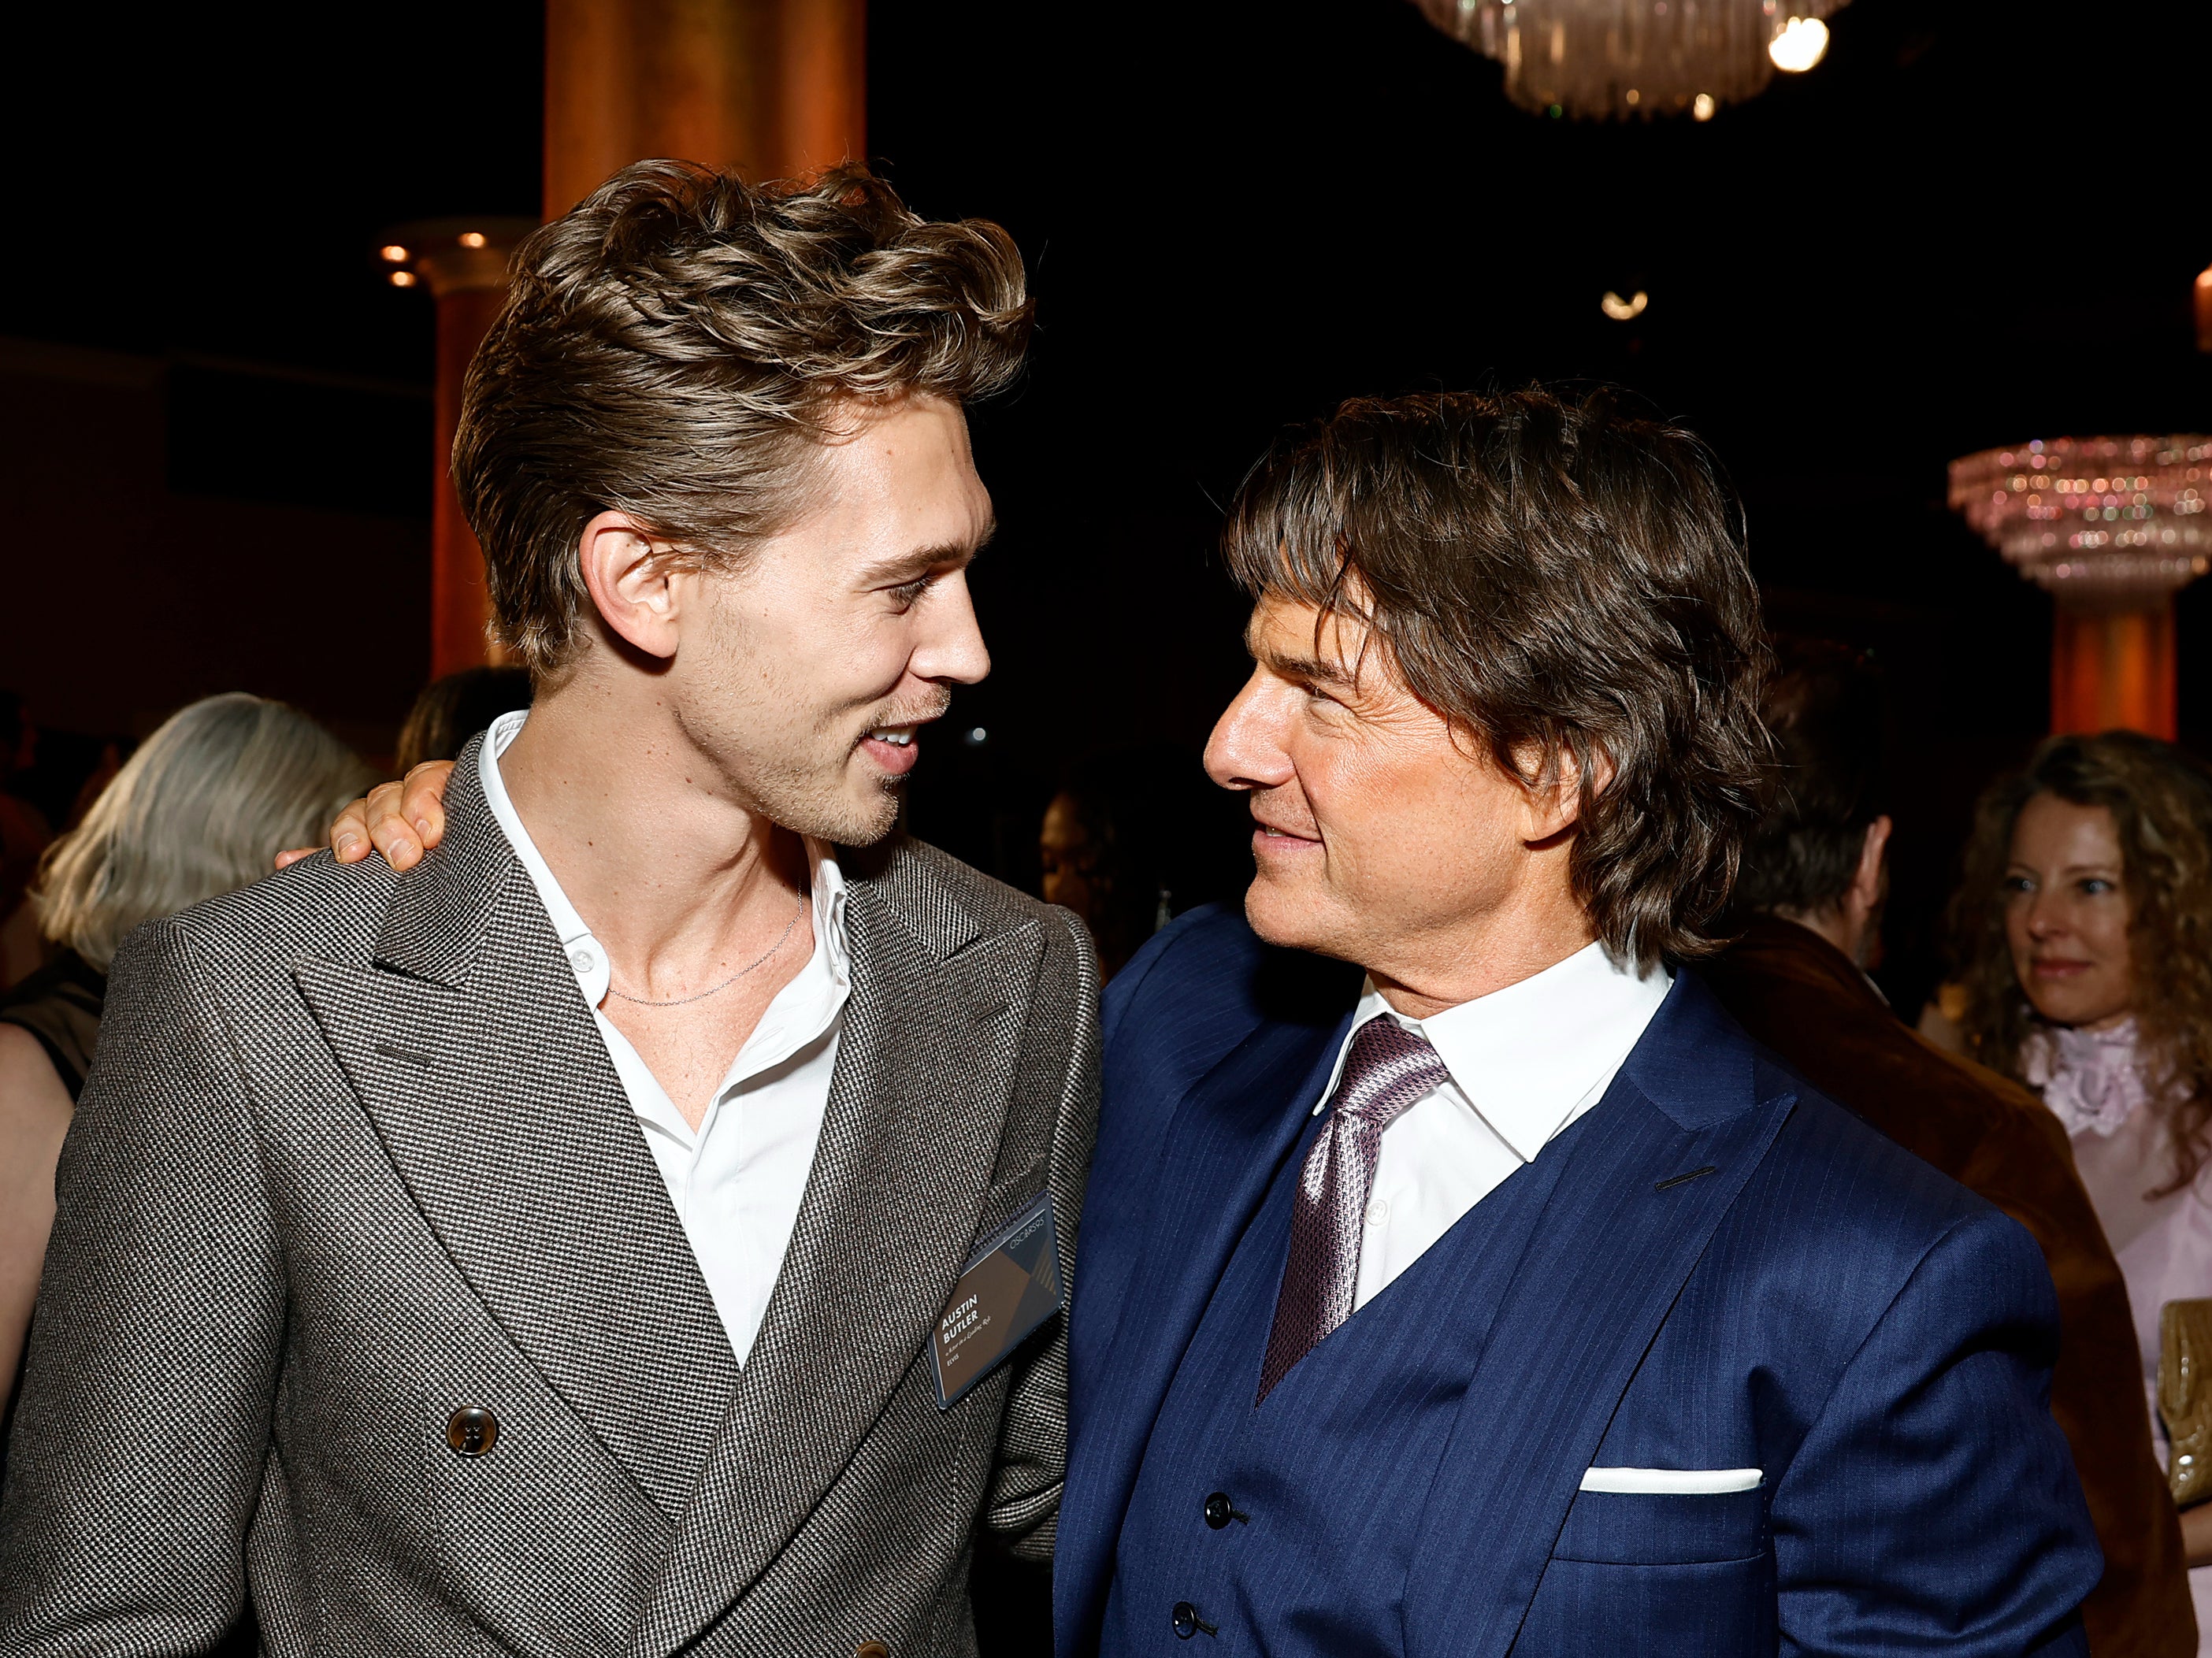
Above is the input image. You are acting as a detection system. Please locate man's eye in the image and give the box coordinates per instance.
[889,577,933,608]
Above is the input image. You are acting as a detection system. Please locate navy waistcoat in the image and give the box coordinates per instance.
[1103,1099,1594,1656]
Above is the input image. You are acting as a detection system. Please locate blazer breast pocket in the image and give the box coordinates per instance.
[1519,1482,1772,1657]
[1554,1478,1765,1564]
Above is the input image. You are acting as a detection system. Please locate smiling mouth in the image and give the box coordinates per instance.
[858,719,933,777]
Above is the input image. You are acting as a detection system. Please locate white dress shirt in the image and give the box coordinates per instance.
[477,710,849,1363]
[1316,940,1672,1308]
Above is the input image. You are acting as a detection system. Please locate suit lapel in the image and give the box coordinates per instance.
[625,871,1047,1658]
[1401,973,1798,1658]
[289,748,736,1522]
[1059,1003,1352,1658]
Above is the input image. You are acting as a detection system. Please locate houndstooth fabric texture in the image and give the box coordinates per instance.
[1256,1018,1450,1402]
[0,740,1100,1658]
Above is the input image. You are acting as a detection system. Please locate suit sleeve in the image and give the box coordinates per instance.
[0,919,287,1652]
[1772,1206,2104,1656]
[982,909,1102,1560]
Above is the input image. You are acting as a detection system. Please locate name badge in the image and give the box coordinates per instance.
[932,1190,1062,1410]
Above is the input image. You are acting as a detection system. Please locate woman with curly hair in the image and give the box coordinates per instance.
[1950,729,2212,1619]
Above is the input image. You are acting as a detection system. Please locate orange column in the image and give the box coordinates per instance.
[2051,600,2178,740]
[544,0,867,217]
[391,221,537,678]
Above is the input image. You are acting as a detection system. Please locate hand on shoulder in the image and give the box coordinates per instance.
[275,761,455,873]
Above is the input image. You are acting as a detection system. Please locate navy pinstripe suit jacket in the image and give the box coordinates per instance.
[1058,904,2103,1657]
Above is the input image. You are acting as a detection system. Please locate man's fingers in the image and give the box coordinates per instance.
[363,781,423,870]
[325,794,373,863]
[317,759,455,873]
[400,761,455,853]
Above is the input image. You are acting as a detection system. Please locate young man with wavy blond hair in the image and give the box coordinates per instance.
[0,163,1094,1658]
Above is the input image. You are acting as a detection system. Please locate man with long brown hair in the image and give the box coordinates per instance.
[1059,391,2101,1654]
[0,163,1093,1656]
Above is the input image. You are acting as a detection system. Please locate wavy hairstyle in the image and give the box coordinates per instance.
[1949,730,2212,1190]
[31,694,373,970]
[456,160,1034,677]
[1222,388,1772,970]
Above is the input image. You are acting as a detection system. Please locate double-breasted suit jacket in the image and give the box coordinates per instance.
[0,749,1099,1658]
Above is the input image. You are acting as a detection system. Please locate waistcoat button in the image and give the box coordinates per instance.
[1170,1601,1218,1638]
[855,1644,891,1658]
[445,1405,499,1457]
[1203,1491,1248,1528]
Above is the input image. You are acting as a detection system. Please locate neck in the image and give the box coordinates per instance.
[499,684,808,972]
[1772,905,1861,964]
[1365,888,1601,1021]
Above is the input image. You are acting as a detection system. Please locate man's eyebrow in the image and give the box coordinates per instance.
[855,519,996,585]
[1249,634,1360,690]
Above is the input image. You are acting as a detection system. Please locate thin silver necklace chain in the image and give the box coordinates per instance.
[604,898,807,1009]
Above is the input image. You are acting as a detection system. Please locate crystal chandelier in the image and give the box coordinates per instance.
[1414,0,1850,121]
[1950,436,2212,603]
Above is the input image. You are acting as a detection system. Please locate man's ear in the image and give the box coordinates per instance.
[577,510,687,661]
[1517,739,1614,843]
[1850,815,1895,914]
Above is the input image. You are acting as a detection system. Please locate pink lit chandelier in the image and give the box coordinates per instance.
[1949,436,2212,603]
[1413,0,1849,121]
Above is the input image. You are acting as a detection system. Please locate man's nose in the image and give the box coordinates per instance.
[1204,671,1293,792]
[914,569,992,686]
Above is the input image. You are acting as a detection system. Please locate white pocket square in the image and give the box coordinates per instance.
[1579,1467,1763,1494]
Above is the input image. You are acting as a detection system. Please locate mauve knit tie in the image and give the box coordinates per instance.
[1256,1016,1452,1403]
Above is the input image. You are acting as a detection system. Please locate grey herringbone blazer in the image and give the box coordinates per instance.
[0,747,1099,1658]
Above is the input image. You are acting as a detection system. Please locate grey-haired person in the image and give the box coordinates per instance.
[0,694,373,1480]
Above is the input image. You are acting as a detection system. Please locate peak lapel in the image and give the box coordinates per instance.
[1058,1005,1350,1658]
[626,877,1047,1658]
[1401,974,1796,1658]
[290,749,735,1521]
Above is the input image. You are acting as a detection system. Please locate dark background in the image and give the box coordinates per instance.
[2,0,2209,1011]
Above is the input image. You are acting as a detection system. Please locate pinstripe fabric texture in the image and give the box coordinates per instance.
[0,739,1100,1658]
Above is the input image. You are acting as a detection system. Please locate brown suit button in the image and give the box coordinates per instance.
[855,1644,890,1658]
[445,1406,499,1457]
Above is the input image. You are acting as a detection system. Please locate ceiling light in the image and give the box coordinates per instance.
[1693,93,1716,121]
[458,231,488,249]
[1414,0,1848,118]
[388,270,418,288]
[1600,290,1649,321]
[1768,16,1830,72]
[380,244,409,263]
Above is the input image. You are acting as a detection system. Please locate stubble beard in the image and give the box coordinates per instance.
[743,751,905,849]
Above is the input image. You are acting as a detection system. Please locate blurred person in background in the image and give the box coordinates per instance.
[395,665,532,773]
[0,694,372,1471]
[1950,731,2212,1644]
[1702,645,2194,1656]
[1039,747,1247,978]
[0,694,52,990]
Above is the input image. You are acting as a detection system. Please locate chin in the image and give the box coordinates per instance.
[750,768,904,849]
[1241,872,1334,955]
[817,785,903,849]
